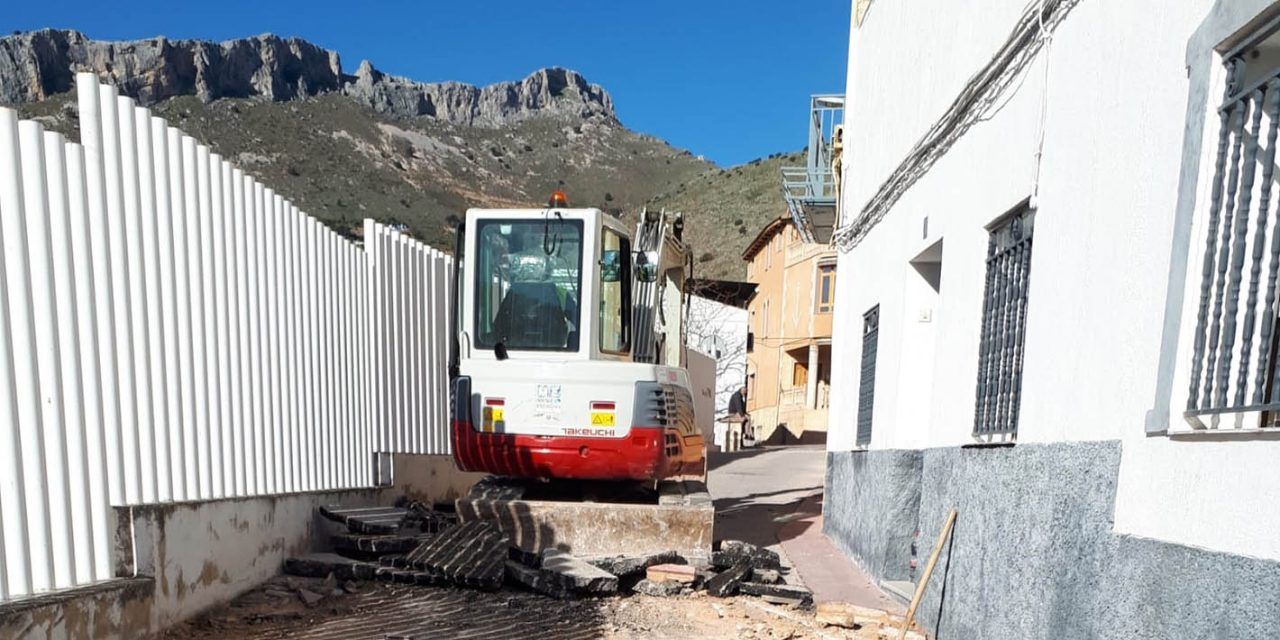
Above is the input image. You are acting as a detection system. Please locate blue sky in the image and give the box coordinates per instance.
[4,1,850,167]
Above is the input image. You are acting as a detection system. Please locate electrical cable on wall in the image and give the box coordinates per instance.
[1029,0,1054,209]
[832,0,1082,252]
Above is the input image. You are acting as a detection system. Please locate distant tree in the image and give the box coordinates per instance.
[686,298,748,416]
[604,192,614,202]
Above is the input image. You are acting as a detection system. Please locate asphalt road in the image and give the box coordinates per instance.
[707,445,827,567]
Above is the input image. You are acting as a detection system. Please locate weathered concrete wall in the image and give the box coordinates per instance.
[391,453,488,505]
[128,487,392,631]
[1,486,392,639]
[827,442,1280,640]
[0,578,154,639]
[823,449,920,582]
[4,455,490,639]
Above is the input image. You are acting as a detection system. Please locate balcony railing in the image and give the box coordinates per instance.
[780,387,807,406]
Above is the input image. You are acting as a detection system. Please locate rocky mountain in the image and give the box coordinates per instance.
[0,29,612,125]
[2,29,789,278]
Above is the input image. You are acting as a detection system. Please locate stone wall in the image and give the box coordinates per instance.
[825,441,1280,639]
[823,449,920,582]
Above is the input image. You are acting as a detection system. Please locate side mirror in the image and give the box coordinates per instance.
[601,250,622,282]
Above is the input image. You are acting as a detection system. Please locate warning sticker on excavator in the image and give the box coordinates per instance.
[590,411,615,427]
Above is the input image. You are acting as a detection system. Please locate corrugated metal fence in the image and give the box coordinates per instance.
[0,73,452,601]
[365,218,451,455]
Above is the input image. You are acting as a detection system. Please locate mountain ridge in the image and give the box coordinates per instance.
[0,29,615,127]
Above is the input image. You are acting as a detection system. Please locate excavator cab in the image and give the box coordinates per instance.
[449,202,704,482]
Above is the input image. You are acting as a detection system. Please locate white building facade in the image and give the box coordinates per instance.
[826,1,1280,638]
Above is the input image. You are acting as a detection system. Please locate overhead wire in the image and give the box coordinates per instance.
[831,0,1082,252]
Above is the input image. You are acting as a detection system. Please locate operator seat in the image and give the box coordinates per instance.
[494,281,569,349]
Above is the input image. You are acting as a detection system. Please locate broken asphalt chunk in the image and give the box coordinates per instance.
[584,550,684,577]
[508,545,542,568]
[331,532,429,555]
[284,553,378,581]
[705,561,751,597]
[711,540,781,571]
[504,560,573,599]
[319,505,410,534]
[404,520,508,590]
[738,581,813,606]
[540,549,619,595]
[632,579,684,597]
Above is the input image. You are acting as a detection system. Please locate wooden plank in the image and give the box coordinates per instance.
[899,508,957,640]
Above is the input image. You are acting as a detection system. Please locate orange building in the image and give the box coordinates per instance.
[743,217,836,444]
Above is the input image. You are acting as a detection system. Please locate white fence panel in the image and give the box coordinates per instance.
[0,74,454,601]
[363,219,452,456]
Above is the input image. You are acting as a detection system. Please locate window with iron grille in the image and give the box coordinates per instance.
[1185,25,1280,429]
[973,207,1034,436]
[856,305,879,446]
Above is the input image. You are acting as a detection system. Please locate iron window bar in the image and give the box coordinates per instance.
[856,305,879,446]
[973,207,1034,437]
[1185,47,1280,429]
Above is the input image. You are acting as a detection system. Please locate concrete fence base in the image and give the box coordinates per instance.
[1,486,393,639]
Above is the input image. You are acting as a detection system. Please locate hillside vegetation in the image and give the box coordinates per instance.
[648,151,802,279]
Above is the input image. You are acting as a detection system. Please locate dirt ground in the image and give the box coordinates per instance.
[162,448,913,640]
[160,574,901,640]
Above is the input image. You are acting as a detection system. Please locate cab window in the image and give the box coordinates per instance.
[474,218,583,351]
[599,229,630,354]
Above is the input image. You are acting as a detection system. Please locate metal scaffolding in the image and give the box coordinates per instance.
[781,94,844,243]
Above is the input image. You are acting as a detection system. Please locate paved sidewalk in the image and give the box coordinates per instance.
[707,445,901,613]
[779,494,904,613]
